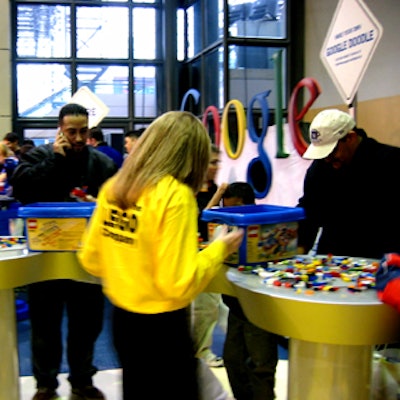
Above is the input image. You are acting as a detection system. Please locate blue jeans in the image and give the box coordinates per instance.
[28,280,104,389]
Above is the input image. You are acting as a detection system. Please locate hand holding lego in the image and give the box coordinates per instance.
[216,224,244,256]
[70,187,96,202]
[53,129,71,156]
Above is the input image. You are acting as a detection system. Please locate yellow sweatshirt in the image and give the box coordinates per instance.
[78,175,227,314]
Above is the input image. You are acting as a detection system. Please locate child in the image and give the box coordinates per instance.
[219,182,279,400]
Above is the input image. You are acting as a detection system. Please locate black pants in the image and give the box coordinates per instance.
[223,310,278,400]
[113,306,199,400]
[28,280,104,389]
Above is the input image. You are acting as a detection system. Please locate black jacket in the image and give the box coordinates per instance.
[11,144,117,204]
[297,135,400,259]
[197,181,217,242]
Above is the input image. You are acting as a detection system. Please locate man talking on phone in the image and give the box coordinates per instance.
[11,103,117,400]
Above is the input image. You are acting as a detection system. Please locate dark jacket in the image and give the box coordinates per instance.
[297,135,400,259]
[197,181,218,242]
[11,144,117,204]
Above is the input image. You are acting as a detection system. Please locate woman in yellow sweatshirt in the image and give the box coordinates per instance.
[78,111,243,400]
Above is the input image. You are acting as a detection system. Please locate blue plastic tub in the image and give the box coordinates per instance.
[18,202,96,252]
[201,204,305,266]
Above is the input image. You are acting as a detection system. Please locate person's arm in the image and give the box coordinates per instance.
[296,164,322,254]
[297,200,319,254]
[297,161,329,254]
[205,183,228,209]
[151,183,242,303]
[12,130,71,191]
[10,145,65,203]
[77,185,108,277]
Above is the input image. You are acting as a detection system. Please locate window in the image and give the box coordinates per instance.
[12,0,165,145]
[180,0,304,118]
[228,0,286,39]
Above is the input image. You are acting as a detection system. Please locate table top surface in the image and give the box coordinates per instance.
[0,247,99,290]
[227,268,382,305]
[226,255,382,304]
[225,257,400,344]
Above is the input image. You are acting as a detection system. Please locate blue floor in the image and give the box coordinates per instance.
[17,295,288,377]
[17,295,119,377]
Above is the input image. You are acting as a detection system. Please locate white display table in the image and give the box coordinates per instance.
[226,268,400,400]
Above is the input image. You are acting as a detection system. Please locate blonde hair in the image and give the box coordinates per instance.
[107,111,211,209]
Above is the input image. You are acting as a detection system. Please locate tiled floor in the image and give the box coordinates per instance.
[20,360,288,400]
[18,297,289,399]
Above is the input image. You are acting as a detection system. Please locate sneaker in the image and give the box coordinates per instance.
[32,388,59,400]
[206,356,224,368]
[70,385,105,400]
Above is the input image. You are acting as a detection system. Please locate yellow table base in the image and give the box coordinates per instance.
[0,289,20,400]
[0,251,99,400]
[288,339,373,400]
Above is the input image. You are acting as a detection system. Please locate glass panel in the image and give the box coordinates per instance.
[186,6,194,59]
[204,0,224,47]
[134,66,157,118]
[228,0,286,39]
[186,2,201,58]
[183,60,201,115]
[17,5,70,58]
[133,8,156,59]
[229,46,286,109]
[204,47,224,110]
[77,65,129,117]
[17,64,71,117]
[77,6,128,58]
[24,129,58,145]
[177,9,185,61]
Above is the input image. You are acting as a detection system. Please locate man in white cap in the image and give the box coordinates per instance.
[297,109,400,259]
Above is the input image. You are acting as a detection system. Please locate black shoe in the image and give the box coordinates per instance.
[70,385,105,400]
[32,387,59,400]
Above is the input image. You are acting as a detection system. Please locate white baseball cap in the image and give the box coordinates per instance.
[303,109,356,160]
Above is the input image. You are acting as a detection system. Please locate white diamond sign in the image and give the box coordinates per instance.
[69,86,110,128]
[320,0,383,105]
